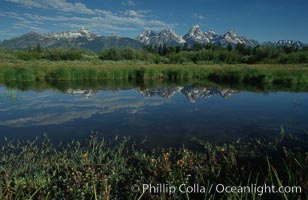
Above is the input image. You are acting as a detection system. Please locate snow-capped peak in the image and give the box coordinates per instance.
[136,30,158,45]
[193,24,200,28]
[184,25,218,45]
[219,30,258,46]
[207,30,217,35]
[191,25,201,31]
[137,28,185,46]
[79,27,96,38]
[43,28,96,40]
[159,29,186,44]
[187,25,202,36]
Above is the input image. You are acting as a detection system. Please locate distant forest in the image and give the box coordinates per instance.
[1,43,308,64]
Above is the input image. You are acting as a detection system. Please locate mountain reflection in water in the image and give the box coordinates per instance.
[0,84,307,147]
[65,85,237,103]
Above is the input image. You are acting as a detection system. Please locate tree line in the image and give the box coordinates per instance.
[4,44,90,61]
[99,43,308,64]
[1,42,308,64]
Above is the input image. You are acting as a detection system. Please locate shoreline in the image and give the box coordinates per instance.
[0,132,307,199]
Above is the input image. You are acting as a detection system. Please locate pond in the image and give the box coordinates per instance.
[0,81,307,147]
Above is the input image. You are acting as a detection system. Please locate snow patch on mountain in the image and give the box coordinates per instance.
[44,27,96,40]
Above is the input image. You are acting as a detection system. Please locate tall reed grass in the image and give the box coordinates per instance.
[0,63,307,87]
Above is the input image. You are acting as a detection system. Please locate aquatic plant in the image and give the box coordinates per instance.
[0,130,306,199]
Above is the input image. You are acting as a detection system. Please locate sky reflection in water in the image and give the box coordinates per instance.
[0,85,307,147]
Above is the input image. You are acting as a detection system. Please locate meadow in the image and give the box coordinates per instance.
[1,45,308,87]
[0,130,307,200]
[0,62,308,88]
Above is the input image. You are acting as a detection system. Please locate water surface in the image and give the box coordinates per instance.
[0,83,307,147]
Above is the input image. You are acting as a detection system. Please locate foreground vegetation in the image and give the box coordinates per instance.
[0,63,308,88]
[0,130,307,199]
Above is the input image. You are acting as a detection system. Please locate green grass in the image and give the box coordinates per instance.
[0,62,308,88]
[0,130,307,199]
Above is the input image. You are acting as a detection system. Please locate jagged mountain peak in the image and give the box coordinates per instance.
[204,30,218,38]
[136,29,158,45]
[187,25,203,36]
[184,25,219,46]
[160,29,175,35]
[190,25,202,31]
[219,29,258,46]
[226,29,237,35]
[192,24,200,29]
[138,29,158,37]
[137,28,185,46]
[79,27,96,38]
[144,29,157,34]
[159,29,186,45]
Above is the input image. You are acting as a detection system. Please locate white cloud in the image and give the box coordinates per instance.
[121,0,136,7]
[193,13,206,20]
[0,12,47,35]
[2,11,167,35]
[125,10,140,17]
[5,0,95,14]
[2,0,169,36]
[12,23,46,32]
[5,0,46,9]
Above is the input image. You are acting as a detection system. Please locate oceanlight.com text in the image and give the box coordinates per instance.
[131,183,302,196]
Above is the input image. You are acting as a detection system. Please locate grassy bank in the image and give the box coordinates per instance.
[0,62,308,87]
[0,130,307,199]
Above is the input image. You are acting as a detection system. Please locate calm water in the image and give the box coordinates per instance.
[0,83,307,147]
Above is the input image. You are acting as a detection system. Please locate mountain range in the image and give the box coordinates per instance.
[0,25,305,52]
[137,25,303,48]
[0,28,143,52]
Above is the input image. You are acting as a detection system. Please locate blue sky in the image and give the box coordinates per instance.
[0,0,307,42]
